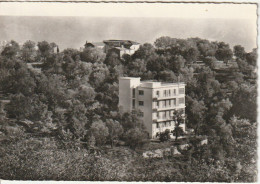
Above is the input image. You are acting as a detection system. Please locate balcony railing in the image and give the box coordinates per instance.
[156,104,185,111]
[153,116,175,122]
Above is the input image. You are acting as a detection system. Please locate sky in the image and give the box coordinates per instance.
[0,2,257,51]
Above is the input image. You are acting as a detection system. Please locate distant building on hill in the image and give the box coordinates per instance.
[85,41,105,50]
[103,40,140,58]
[118,77,186,139]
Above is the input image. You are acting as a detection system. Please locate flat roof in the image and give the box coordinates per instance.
[119,77,141,80]
[139,81,185,88]
[103,40,140,45]
[119,77,185,87]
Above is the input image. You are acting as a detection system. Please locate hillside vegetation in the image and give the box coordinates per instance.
[0,37,257,181]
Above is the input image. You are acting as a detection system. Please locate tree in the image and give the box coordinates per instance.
[184,47,199,63]
[215,42,233,65]
[172,110,185,140]
[21,40,37,62]
[120,109,145,132]
[158,129,171,142]
[5,93,48,121]
[229,83,256,122]
[154,36,175,49]
[95,82,119,112]
[36,73,66,110]
[105,119,123,147]
[74,85,96,105]
[233,45,246,59]
[196,39,218,58]
[132,43,155,60]
[0,59,36,96]
[245,48,257,66]
[186,97,207,135]
[63,48,80,63]
[65,100,89,140]
[168,55,186,74]
[146,54,164,73]
[158,70,177,82]
[88,63,110,88]
[126,58,147,77]
[104,51,121,67]
[89,120,109,146]
[37,41,52,59]
[1,40,20,58]
[124,127,147,150]
[80,47,105,63]
[50,42,58,53]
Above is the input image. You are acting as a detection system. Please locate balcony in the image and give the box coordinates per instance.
[152,96,158,101]
[153,116,175,122]
[157,94,184,100]
[156,104,184,111]
[152,106,158,112]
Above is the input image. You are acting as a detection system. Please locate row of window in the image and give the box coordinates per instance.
[155,108,185,120]
[133,98,184,108]
[132,88,185,98]
[156,121,175,128]
[155,99,176,108]
[156,88,185,97]
[156,111,173,119]
[154,98,185,108]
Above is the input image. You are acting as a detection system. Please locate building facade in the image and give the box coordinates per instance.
[119,77,186,139]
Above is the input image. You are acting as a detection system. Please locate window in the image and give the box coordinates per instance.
[164,90,166,97]
[166,111,170,118]
[162,100,166,108]
[156,122,159,128]
[157,101,159,107]
[179,88,185,94]
[156,90,160,97]
[139,111,144,117]
[161,122,165,128]
[163,111,166,119]
[173,98,176,106]
[132,99,135,108]
[139,101,144,106]
[132,88,135,98]
[169,100,171,106]
[169,89,171,96]
[173,89,176,95]
[139,90,144,95]
[179,97,185,104]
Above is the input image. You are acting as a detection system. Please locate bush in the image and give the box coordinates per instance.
[158,129,171,142]
[124,128,148,150]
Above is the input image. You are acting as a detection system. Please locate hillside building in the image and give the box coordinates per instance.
[103,40,140,58]
[119,77,186,139]
[85,42,105,50]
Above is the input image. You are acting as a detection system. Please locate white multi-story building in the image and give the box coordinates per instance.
[119,77,186,139]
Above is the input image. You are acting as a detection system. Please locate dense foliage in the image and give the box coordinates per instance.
[0,37,257,181]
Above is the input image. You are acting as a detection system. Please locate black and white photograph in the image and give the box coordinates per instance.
[0,0,258,182]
